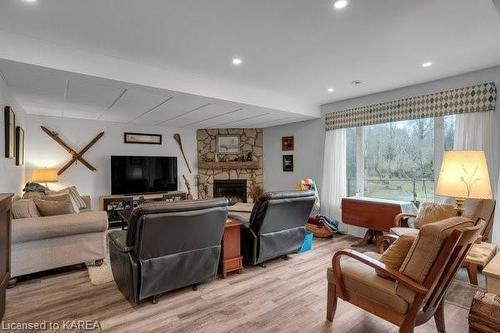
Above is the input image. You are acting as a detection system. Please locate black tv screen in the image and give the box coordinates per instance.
[111,156,178,195]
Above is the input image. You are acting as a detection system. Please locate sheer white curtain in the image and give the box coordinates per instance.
[454,111,500,244]
[321,128,347,231]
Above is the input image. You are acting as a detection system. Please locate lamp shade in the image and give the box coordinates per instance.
[32,168,59,183]
[436,151,492,199]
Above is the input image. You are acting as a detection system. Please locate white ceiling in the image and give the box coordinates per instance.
[0,0,500,124]
[0,59,310,128]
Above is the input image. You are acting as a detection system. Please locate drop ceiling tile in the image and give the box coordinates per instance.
[132,93,211,125]
[100,88,172,122]
[66,77,124,115]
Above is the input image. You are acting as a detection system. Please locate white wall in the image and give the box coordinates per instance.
[263,119,324,192]
[25,114,197,208]
[0,75,26,195]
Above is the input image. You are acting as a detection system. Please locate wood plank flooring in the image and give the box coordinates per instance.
[4,235,470,332]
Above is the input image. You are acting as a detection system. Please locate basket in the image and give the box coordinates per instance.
[306,222,333,238]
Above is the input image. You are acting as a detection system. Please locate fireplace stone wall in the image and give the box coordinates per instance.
[197,128,263,202]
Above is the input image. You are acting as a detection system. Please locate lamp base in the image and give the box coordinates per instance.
[455,197,465,216]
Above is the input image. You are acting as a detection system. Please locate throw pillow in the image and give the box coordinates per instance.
[47,186,87,209]
[45,193,80,214]
[414,202,457,229]
[34,196,76,216]
[12,199,40,219]
[377,233,417,278]
[22,191,46,200]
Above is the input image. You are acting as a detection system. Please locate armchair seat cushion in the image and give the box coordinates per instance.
[328,252,409,314]
[390,227,419,237]
[12,211,108,243]
[465,242,497,266]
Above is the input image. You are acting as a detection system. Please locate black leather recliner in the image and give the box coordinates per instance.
[108,198,228,304]
[238,190,315,265]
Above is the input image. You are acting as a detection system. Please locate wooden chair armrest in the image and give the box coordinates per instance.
[394,213,417,227]
[376,234,400,254]
[332,249,428,295]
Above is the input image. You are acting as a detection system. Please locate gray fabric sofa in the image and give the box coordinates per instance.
[11,196,108,278]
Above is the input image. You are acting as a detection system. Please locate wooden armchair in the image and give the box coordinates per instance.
[327,217,484,333]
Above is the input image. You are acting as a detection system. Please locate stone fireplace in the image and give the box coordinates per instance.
[197,128,263,202]
[213,179,247,204]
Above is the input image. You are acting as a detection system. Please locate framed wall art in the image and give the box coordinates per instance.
[4,106,15,159]
[15,126,24,166]
[124,132,162,145]
[282,136,294,151]
[282,154,294,172]
[216,135,240,154]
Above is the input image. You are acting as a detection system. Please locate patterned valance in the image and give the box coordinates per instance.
[325,82,497,131]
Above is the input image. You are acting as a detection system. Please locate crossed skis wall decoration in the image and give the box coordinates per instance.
[41,126,104,176]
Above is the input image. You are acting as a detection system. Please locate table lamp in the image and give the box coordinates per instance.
[32,168,59,188]
[436,151,492,216]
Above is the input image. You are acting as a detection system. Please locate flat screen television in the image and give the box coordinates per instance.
[111,156,178,195]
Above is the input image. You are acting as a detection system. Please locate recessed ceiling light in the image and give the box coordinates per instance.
[23,0,37,3]
[352,80,363,85]
[422,61,433,68]
[333,0,349,10]
[232,58,242,65]
[327,88,335,92]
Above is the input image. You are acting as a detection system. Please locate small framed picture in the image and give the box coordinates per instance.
[15,126,24,166]
[216,135,240,154]
[283,155,294,172]
[124,132,162,144]
[282,136,294,151]
[4,106,15,158]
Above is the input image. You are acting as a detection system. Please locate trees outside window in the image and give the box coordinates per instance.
[346,117,455,204]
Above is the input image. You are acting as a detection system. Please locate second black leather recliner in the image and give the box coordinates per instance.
[239,190,315,265]
[108,198,228,304]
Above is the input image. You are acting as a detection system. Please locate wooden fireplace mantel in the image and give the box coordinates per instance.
[198,161,260,170]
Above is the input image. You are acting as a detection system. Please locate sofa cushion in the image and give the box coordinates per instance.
[378,233,417,277]
[12,199,40,219]
[396,216,474,302]
[12,211,108,243]
[45,193,80,214]
[34,195,77,216]
[414,202,457,229]
[327,252,409,314]
[47,186,87,209]
[22,191,45,199]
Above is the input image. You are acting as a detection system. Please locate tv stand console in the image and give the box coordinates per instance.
[99,191,187,228]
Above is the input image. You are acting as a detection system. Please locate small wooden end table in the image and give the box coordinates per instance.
[483,251,500,294]
[220,219,243,278]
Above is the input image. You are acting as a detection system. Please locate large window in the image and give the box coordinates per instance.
[347,117,455,204]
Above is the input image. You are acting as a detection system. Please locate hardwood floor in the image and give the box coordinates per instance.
[5,234,469,332]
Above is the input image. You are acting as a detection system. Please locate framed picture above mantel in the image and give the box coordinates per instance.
[124,132,162,145]
[216,135,240,154]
